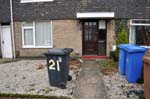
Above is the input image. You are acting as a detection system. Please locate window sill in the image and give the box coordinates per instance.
[22,46,53,49]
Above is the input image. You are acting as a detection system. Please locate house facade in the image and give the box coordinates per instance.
[0,0,150,58]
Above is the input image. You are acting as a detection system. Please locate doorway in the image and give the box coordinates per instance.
[82,20,107,56]
[1,26,13,58]
[82,20,98,55]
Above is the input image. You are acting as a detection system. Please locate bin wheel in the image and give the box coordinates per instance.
[68,75,72,81]
[59,82,66,89]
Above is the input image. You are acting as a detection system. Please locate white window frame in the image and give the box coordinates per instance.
[22,21,53,48]
[130,19,150,26]
[21,0,53,3]
[129,19,150,47]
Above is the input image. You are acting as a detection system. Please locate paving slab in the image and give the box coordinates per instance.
[73,60,108,99]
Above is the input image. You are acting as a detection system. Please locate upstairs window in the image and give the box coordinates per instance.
[129,19,150,46]
[21,0,53,3]
[22,21,52,48]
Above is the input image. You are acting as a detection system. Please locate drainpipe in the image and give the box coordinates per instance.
[0,24,1,58]
[10,0,16,59]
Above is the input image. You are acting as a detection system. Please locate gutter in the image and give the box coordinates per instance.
[10,0,16,59]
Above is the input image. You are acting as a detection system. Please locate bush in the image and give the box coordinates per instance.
[115,19,128,35]
[116,27,128,60]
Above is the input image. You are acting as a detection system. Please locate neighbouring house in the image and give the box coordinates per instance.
[0,0,150,58]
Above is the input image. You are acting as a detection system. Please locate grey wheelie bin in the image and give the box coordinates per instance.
[44,48,73,89]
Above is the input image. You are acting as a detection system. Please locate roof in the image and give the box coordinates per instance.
[0,0,10,22]
[1,0,150,22]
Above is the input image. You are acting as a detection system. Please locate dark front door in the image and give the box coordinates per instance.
[83,20,98,55]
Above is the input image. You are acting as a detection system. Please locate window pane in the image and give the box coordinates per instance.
[84,22,88,26]
[89,22,92,27]
[99,20,106,29]
[93,22,96,26]
[84,35,88,41]
[136,26,150,45]
[129,26,136,44]
[24,29,33,45]
[92,35,97,41]
[35,21,51,46]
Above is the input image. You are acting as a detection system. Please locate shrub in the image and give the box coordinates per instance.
[116,27,128,60]
[115,19,128,35]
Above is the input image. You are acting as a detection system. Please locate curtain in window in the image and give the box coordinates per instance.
[35,21,51,46]
[129,26,136,44]
[24,29,33,45]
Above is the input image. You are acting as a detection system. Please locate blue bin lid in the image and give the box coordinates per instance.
[125,46,147,53]
[118,44,135,49]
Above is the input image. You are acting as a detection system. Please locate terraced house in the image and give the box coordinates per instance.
[0,0,150,58]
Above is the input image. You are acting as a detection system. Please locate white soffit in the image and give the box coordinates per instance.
[77,12,115,18]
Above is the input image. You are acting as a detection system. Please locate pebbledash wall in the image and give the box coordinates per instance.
[13,20,82,57]
[13,19,115,57]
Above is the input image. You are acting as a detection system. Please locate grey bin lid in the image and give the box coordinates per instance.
[44,48,66,56]
[63,48,73,53]
[44,48,73,56]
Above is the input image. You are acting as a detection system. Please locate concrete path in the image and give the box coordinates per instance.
[73,60,108,99]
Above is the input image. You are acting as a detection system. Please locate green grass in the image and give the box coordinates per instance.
[0,93,71,99]
[97,59,118,75]
[97,60,110,68]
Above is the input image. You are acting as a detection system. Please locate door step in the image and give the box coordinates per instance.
[81,55,107,60]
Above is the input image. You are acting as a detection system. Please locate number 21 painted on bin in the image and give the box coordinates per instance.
[49,59,60,71]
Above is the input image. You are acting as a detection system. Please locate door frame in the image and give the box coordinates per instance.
[82,19,107,56]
